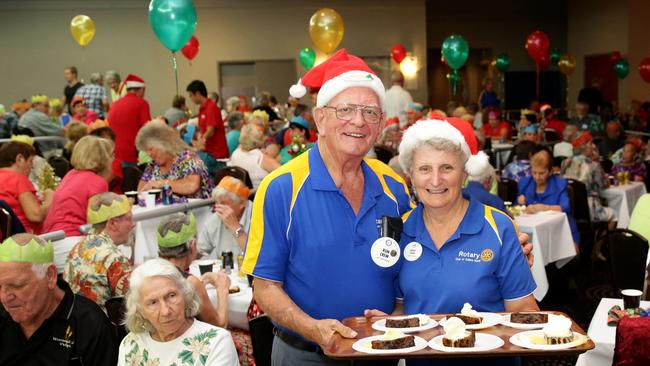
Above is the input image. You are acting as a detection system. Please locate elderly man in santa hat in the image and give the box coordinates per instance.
[242,49,533,365]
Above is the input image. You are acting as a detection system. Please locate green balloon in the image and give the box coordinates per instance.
[550,49,561,65]
[614,59,629,79]
[149,0,197,52]
[441,35,469,70]
[299,48,316,70]
[495,53,510,73]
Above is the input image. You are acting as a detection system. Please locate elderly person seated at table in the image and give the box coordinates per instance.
[520,124,541,144]
[554,124,579,160]
[0,141,53,233]
[198,176,252,258]
[118,258,238,366]
[462,162,506,212]
[368,118,538,366]
[136,120,213,200]
[0,233,117,365]
[611,139,646,182]
[518,149,581,251]
[482,110,511,141]
[63,192,134,312]
[502,140,537,182]
[229,123,280,190]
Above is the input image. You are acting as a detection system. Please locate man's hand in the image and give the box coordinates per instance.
[363,309,388,318]
[518,232,534,267]
[309,319,357,348]
[214,204,240,233]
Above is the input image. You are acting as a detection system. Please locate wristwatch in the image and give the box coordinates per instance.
[233,226,245,238]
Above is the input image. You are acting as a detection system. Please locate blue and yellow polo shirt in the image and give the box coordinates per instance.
[242,144,413,327]
[399,195,536,315]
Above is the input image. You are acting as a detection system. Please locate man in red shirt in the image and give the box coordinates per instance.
[186,80,229,164]
[107,74,151,167]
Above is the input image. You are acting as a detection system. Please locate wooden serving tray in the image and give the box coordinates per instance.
[323,311,594,359]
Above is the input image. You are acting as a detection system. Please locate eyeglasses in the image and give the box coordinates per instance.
[323,104,383,124]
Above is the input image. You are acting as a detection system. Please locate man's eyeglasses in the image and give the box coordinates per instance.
[323,104,383,124]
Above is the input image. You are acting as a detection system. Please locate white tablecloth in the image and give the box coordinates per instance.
[601,182,647,228]
[515,211,577,300]
[575,297,650,366]
[188,262,253,331]
[133,201,212,265]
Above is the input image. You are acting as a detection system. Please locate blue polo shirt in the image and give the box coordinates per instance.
[462,180,507,212]
[399,196,536,315]
[242,144,413,337]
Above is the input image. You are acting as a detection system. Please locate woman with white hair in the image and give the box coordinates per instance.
[118,258,238,366]
[228,123,280,190]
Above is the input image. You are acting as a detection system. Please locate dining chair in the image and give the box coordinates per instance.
[215,166,254,190]
[607,229,649,293]
[0,200,26,238]
[497,178,518,203]
[248,314,274,366]
[105,296,128,343]
[121,165,143,193]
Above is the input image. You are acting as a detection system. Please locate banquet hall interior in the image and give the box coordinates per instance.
[1,0,650,365]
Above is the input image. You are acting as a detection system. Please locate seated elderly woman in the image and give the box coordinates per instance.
[136,120,213,200]
[118,258,238,365]
[198,176,252,258]
[229,123,280,190]
[0,141,53,233]
[518,149,580,251]
[611,139,646,182]
[368,118,538,366]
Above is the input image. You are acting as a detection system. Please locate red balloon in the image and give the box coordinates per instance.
[639,57,650,83]
[181,36,199,61]
[610,51,622,64]
[525,31,550,63]
[538,53,551,70]
[391,44,407,64]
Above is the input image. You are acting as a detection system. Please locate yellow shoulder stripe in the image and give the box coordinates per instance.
[483,205,518,246]
[364,158,414,208]
[401,209,414,222]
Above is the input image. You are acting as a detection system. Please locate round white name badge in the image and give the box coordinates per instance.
[403,242,423,261]
[370,237,400,268]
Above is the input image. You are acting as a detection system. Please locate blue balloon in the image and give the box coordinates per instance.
[148,0,197,52]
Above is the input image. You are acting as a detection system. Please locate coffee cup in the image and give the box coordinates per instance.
[197,260,214,275]
[622,289,643,309]
[144,194,156,208]
[125,191,138,205]
[148,189,162,201]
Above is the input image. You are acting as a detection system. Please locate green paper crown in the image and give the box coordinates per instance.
[156,213,197,248]
[0,237,53,264]
[87,196,131,224]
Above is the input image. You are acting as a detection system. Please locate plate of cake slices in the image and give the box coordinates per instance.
[501,312,558,329]
[372,314,438,333]
[509,315,589,350]
[429,317,504,352]
[352,330,428,354]
[438,303,502,330]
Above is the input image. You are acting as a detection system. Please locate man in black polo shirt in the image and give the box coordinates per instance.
[0,233,117,366]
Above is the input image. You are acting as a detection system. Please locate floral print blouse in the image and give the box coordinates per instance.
[140,150,214,201]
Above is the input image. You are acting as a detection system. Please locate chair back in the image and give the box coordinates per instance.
[248,315,274,366]
[215,166,254,190]
[105,296,128,342]
[0,200,26,238]
[121,166,143,193]
[645,161,650,192]
[607,229,649,293]
[497,178,518,203]
[544,129,559,143]
[601,159,614,174]
[47,156,70,178]
[0,208,10,240]
[567,179,591,223]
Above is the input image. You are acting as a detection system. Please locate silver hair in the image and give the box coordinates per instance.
[399,137,468,174]
[105,70,120,82]
[123,258,200,333]
[135,120,188,156]
[563,125,578,142]
[468,163,496,183]
[211,186,243,203]
[227,112,244,130]
[31,263,53,279]
[89,72,102,84]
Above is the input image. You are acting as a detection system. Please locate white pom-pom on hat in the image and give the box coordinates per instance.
[465,150,490,176]
[289,79,306,99]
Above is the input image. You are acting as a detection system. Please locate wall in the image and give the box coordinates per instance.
[626,0,650,103]
[0,0,427,115]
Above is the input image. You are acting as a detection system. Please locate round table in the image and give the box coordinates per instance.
[601,182,647,229]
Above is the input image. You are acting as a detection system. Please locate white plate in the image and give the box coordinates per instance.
[429,333,504,352]
[439,312,502,330]
[372,315,438,333]
[351,335,428,354]
[509,330,589,350]
[500,313,558,330]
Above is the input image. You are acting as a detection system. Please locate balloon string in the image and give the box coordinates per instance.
[172,52,179,96]
[536,63,540,99]
[81,46,86,64]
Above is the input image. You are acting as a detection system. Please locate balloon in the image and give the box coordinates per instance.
[639,58,650,83]
[148,0,197,52]
[309,8,344,54]
[558,54,576,75]
[441,35,469,70]
[299,47,316,70]
[550,49,561,65]
[614,59,629,79]
[538,53,551,70]
[495,53,510,73]
[391,44,407,64]
[611,51,622,64]
[181,36,199,61]
[70,15,96,47]
[525,31,550,63]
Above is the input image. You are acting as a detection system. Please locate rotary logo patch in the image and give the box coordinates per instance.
[480,249,494,262]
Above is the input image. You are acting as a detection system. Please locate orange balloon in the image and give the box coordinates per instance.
[558,54,576,76]
[309,8,344,54]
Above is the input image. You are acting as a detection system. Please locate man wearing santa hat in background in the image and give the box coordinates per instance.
[107,74,151,168]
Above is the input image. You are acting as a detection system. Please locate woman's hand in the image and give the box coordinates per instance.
[140,180,163,191]
[42,189,54,207]
[214,204,240,233]
[517,195,526,206]
[202,270,231,293]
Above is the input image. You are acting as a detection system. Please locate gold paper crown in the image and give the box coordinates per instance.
[251,109,270,122]
[87,196,131,224]
[520,109,536,116]
[217,176,251,201]
[0,237,53,264]
[157,213,197,248]
[49,98,62,108]
[31,94,49,104]
[11,134,34,146]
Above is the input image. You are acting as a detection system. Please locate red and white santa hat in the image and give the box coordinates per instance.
[289,49,386,110]
[120,74,146,94]
[399,117,490,176]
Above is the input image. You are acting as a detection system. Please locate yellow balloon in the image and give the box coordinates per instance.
[558,54,576,76]
[70,15,96,47]
[309,8,344,54]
